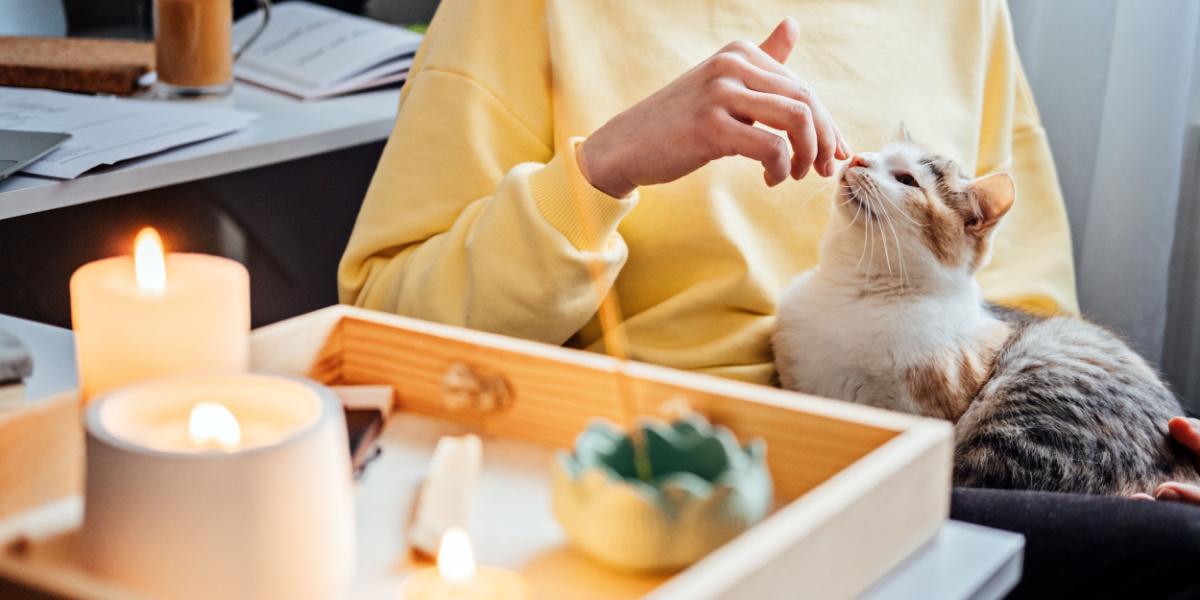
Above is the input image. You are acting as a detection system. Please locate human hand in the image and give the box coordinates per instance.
[1130,417,1200,504]
[578,18,850,198]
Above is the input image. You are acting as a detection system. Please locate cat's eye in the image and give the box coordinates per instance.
[893,172,920,188]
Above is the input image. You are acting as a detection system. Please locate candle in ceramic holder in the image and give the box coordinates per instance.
[404,528,530,600]
[70,228,250,401]
[81,373,355,600]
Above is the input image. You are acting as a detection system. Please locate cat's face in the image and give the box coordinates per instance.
[824,137,1015,286]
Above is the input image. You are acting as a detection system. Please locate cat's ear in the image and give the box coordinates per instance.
[897,121,913,143]
[967,173,1015,233]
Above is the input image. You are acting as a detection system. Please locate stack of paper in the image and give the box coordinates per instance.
[232,1,423,100]
[0,87,257,179]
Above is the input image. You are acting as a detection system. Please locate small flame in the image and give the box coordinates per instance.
[187,402,241,450]
[437,527,476,586]
[134,227,166,293]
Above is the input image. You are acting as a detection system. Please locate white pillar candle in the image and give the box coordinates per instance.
[70,228,250,401]
[81,374,355,600]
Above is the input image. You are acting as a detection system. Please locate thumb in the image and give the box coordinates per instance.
[759,17,799,64]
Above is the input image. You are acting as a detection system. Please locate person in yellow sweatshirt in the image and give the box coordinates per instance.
[338,1,1076,386]
[340,1,1200,593]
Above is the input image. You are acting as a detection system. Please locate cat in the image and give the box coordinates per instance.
[772,132,1198,495]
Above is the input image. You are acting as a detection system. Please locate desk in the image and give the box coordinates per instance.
[0,84,401,220]
[0,83,397,328]
[0,313,1024,600]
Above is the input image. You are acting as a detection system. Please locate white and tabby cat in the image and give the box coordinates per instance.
[773,132,1198,495]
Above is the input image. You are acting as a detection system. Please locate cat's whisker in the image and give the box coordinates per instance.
[834,189,864,234]
[869,185,911,292]
[854,199,872,272]
[883,201,910,292]
[858,180,894,279]
[884,193,925,228]
[862,205,875,291]
[876,211,893,276]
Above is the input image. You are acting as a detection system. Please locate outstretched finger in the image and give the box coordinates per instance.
[735,65,835,177]
[758,18,799,64]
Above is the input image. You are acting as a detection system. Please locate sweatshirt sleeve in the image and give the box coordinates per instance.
[973,0,1080,316]
[337,0,638,344]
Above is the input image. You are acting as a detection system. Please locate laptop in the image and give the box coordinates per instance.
[0,129,71,181]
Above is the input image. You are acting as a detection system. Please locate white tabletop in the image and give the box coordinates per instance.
[0,83,401,220]
[0,312,1023,599]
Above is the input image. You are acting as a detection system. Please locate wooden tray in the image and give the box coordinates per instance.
[0,305,952,599]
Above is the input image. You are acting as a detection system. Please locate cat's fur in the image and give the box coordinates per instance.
[773,134,1198,495]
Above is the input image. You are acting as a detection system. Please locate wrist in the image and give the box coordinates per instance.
[578,135,636,199]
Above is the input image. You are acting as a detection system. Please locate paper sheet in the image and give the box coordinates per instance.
[0,87,258,179]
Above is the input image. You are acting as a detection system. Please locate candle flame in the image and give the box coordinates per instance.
[437,527,476,586]
[134,227,166,293]
[187,402,242,450]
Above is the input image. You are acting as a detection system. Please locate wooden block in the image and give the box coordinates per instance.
[0,37,153,96]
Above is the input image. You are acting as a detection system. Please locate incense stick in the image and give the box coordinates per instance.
[564,148,653,483]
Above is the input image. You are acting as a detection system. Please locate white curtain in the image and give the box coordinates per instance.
[1007,0,1200,411]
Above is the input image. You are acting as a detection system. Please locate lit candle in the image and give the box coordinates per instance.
[81,374,355,600]
[70,227,250,401]
[403,527,530,600]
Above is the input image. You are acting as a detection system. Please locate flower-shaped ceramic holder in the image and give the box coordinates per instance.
[551,414,772,573]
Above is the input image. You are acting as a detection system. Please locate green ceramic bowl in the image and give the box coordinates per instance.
[551,414,772,573]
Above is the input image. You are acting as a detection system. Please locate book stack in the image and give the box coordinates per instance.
[232,1,423,100]
[0,328,32,410]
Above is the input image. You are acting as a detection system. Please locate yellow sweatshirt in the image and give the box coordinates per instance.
[338,0,1078,386]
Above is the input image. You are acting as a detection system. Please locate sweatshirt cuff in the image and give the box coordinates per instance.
[529,137,638,250]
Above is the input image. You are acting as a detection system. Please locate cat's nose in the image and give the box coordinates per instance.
[848,154,872,169]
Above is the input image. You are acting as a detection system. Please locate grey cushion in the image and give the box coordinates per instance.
[0,328,32,383]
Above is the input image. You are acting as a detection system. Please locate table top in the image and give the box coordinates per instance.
[0,83,401,220]
[0,312,1024,599]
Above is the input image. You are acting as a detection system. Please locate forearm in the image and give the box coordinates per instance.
[340,140,638,344]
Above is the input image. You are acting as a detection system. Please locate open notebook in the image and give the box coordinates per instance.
[232,1,423,100]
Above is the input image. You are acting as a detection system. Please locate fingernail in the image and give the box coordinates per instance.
[1156,488,1181,501]
[798,166,809,179]
[824,159,834,175]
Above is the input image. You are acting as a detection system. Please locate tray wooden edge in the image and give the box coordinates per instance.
[654,419,952,599]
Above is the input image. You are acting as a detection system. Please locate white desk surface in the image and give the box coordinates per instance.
[0,313,1023,599]
[0,84,401,220]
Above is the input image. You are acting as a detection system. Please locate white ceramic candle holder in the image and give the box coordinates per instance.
[81,374,355,600]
